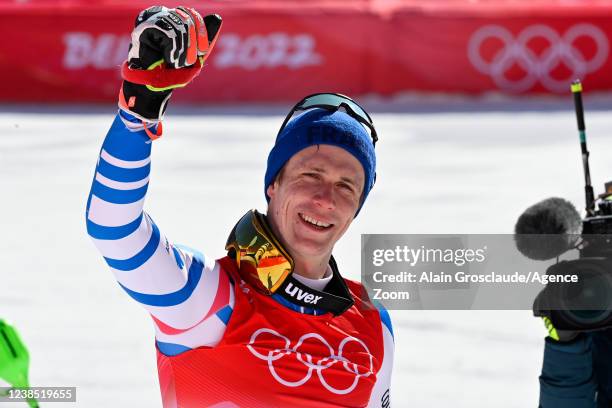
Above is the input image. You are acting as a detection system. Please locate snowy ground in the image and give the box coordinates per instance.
[1,98,612,407]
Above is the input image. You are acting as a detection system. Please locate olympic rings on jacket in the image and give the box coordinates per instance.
[246,328,374,395]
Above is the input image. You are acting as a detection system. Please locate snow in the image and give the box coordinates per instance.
[1,99,611,407]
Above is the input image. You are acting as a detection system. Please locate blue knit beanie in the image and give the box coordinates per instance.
[264,108,376,215]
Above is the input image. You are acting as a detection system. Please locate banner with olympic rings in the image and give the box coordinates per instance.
[3,1,612,103]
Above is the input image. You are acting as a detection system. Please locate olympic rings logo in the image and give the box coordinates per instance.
[246,328,374,395]
[468,24,609,93]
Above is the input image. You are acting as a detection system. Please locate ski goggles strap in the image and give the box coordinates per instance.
[225,209,293,295]
[276,263,354,316]
[277,93,378,146]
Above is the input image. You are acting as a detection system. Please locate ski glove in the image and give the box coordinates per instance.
[119,6,222,127]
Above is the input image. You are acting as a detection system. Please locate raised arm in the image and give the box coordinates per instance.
[85,6,227,355]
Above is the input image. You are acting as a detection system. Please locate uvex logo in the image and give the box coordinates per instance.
[284,282,322,305]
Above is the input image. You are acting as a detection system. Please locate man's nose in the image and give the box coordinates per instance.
[313,183,335,210]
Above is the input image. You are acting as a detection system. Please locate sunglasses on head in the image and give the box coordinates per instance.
[278,93,378,147]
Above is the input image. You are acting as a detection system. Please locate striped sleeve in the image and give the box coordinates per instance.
[368,305,394,408]
[85,112,234,355]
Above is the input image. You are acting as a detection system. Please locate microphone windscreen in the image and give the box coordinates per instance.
[514,197,582,260]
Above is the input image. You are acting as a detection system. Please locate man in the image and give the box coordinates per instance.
[86,6,394,408]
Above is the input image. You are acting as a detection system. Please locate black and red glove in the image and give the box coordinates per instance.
[119,6,222,130]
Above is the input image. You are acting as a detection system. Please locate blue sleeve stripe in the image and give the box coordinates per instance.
[174,244,205,264]
[375,301,394,340]
[97,157,150,183]
[91,180,148,205]
[156,340,192,357]
[118,256,204,306]
[216,305,233,325]
[172,246,185,269]
[102,115,151,161]
[86,213,143,240]
[104,217,160,271]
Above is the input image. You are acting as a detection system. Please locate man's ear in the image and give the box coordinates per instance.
[266,182,276,199]
[267,167,284,200]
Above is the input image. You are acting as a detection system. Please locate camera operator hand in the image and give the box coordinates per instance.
[542,316,579,343]
[119,6,222,129]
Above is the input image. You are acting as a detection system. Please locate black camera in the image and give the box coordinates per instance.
[532,190,612,331]
[517,81,612,332]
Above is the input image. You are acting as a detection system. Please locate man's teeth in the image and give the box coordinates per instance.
[301,214,331,228]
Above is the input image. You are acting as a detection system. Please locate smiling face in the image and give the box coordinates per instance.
[266,145,365,268]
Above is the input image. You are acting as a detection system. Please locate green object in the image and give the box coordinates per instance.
[542,316,579,343]
[542,316,560,341]
[0,319,39,407]
[571,81,583,93]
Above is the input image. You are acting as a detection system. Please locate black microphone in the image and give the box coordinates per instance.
[514,197,582,260]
